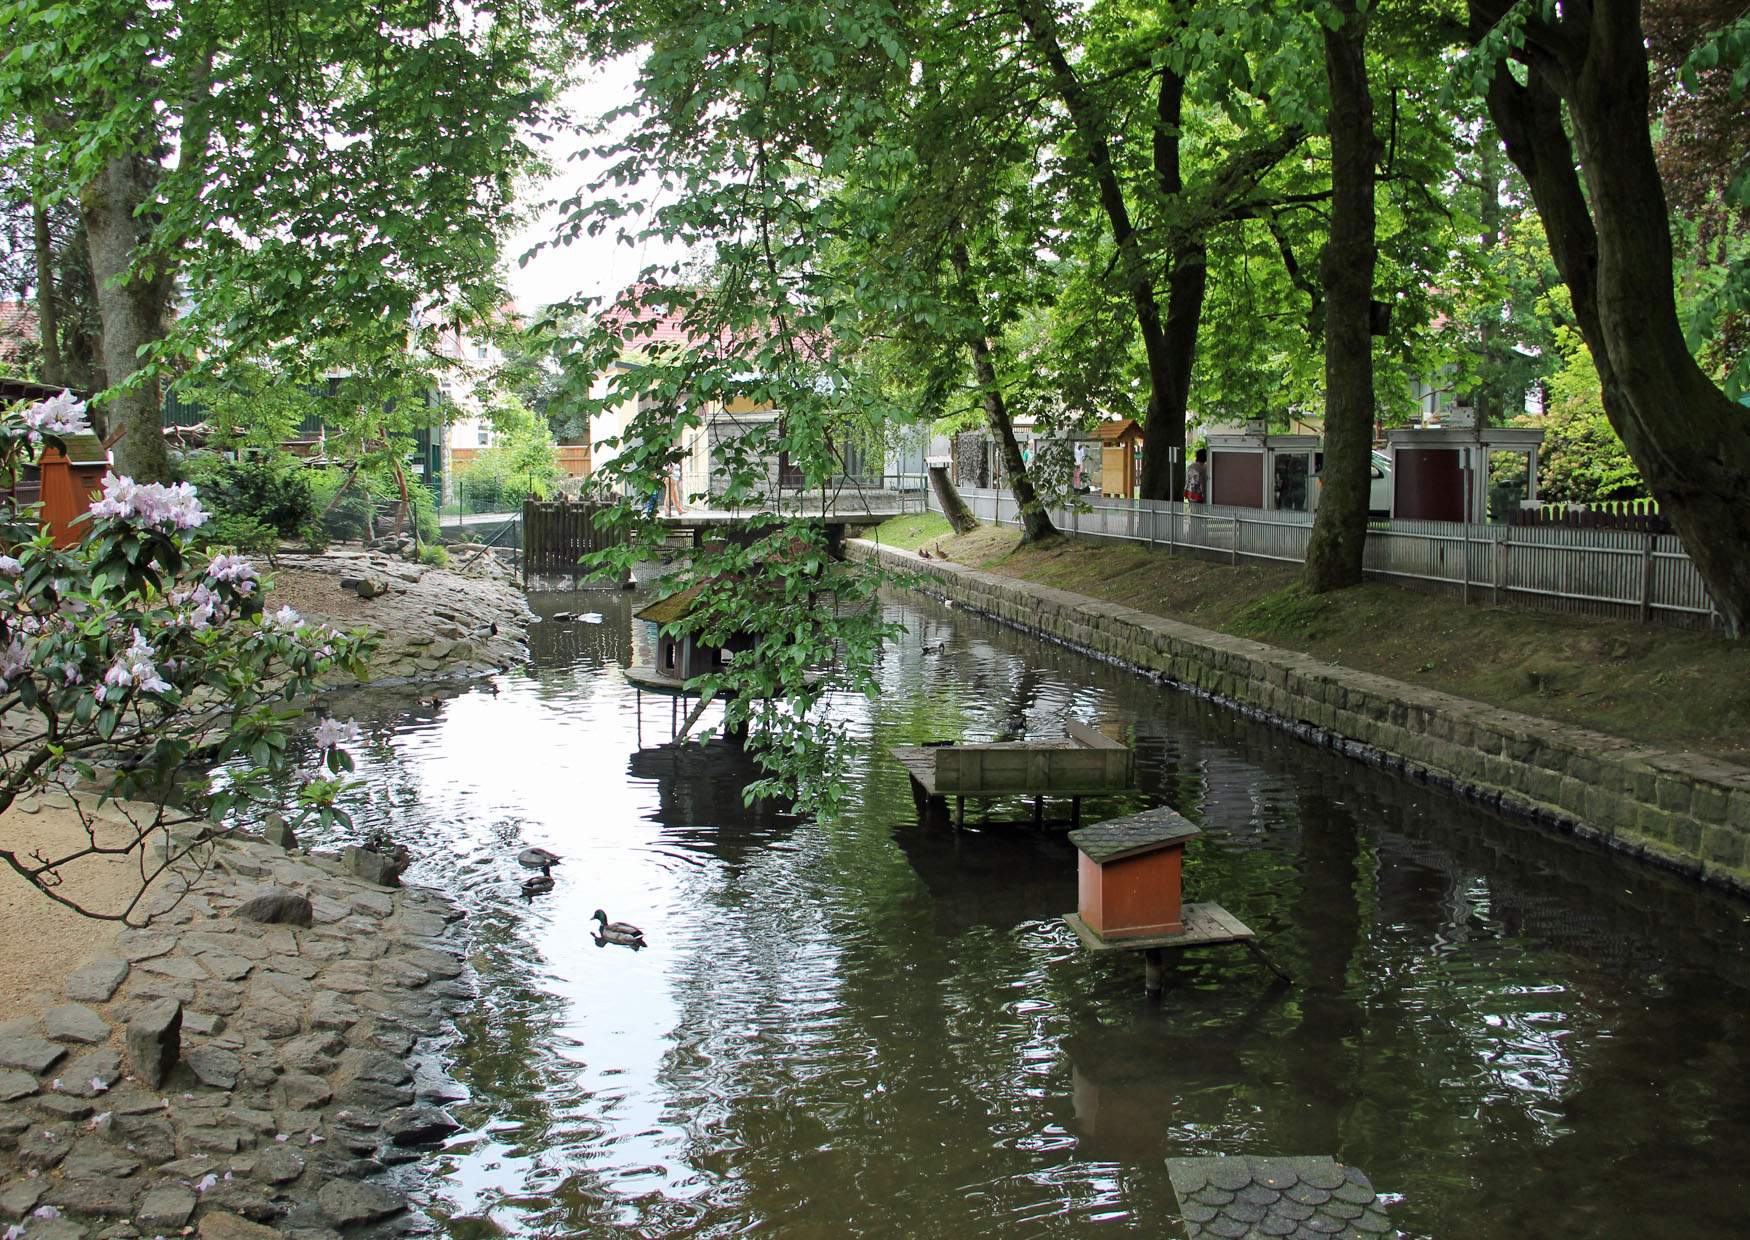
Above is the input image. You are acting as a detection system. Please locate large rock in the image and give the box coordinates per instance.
[384,1105,459,1147]
[138,1183,198,1230]
[125,998,182,1088]
[272,1073,333,1111]
[233,886,313,927]
[65,957,129,1002]
[60,1048,121,1098]
[0,1036,64,1074]
[42,1003,109,1045]
[198,1211,282,1240]
[261,815,298,850]
[342,846,404,888]
[316,1180,406,1227]
[0,1068,37,1101]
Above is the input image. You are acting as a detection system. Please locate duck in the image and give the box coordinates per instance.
[517,847,562,870]
[592,909,646,946]
[922,641,946,655]
[521,873,555,895]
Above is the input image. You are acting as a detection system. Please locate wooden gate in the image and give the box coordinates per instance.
[522,500,625,581]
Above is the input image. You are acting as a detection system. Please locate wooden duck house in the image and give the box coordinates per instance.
[635,583,749,683]
[1069,806,1201,939]
[39,432,110,548]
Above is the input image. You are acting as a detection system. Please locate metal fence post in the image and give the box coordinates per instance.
[1640,533,1655,623]
[1461,523,1471,605]
[1232,515,1240,566]
[1494,526,1509,605]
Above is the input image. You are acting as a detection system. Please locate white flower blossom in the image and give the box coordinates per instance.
[312,718,358,751]
[87,475,207,531]
[195,1173,218,1193]
[0,555,20,577]
[17,390,91,442]
[266,604,302,630]
[102,628,172,697]
[205,552,257,596]
[4,1222,24,1240]
[31,1206,59,1221]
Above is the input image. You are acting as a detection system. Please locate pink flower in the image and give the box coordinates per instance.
[17,390,90,443]
[103,629,171,697]
[88,476,208,531]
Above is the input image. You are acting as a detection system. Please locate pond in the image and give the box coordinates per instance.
[307,589,1750,1238]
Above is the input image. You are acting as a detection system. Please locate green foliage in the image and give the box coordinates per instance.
[196,513,279,559]
[417,542,449,568]
[180,452,316,538]
[1528,329,1645,503]
[452,395,562,513]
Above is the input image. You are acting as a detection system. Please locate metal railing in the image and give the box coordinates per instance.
[935,486,1719,628]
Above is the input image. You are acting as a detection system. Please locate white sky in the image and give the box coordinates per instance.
[503,54,692,315]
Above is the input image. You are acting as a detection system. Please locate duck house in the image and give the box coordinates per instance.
[634,583,750,683]
[1070,806,1201,939]
[39,432,111,548]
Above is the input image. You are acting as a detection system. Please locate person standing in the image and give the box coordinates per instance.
[662,457,684,516]
[1184,447,1208,504]
[1072,439,1086,491]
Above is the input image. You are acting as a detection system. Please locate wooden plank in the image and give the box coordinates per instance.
[1063,903,1255,954]
[1067,719,1123,749]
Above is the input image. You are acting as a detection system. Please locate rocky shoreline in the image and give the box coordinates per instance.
[0,819,474,1239]
[264,545,532,685]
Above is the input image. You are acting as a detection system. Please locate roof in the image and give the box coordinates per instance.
[635,582,706,626]
[0,302,37,365]
[1069,805,1201,864]
[1095,418,1143,443]
[41,432,109,467]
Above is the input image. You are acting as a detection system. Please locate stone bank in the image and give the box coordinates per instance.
[0,826,473,1238]
[853,541,1750,897]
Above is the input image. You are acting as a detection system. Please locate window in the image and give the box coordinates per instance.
[476,425,490,447]
[474,344,489,360]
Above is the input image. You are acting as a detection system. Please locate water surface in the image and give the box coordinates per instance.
[308,591,1750,1238]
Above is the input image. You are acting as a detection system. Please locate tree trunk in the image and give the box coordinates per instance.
[32,199,65,388]
[949,240,1056,542]
[1302,4,1376,593]
[1474,0,1750,633]
[80,152,173,483]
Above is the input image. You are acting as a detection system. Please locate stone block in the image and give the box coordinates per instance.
[1701,824,1745,870]
[125,998,182,1088]
[233,885,314,927]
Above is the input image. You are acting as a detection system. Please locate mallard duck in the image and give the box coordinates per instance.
[592,909,646,945]
[521,873,555,895]
[592,927,645,950]
[518,847,561,870]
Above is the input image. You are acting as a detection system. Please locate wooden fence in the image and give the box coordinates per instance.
[938,486,1719,628]
[522,499,626,582]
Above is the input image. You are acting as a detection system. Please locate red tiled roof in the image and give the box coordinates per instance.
[0,301,37,364]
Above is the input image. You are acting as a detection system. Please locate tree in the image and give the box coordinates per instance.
[1012,0,1321,501]
[1468,0,1750,632]
[1303,0,1378,592]
[0,0,566,482]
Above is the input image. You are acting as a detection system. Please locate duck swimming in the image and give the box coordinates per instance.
[591,909,646,946]
[518,847,561,870]
[521,873,555,895]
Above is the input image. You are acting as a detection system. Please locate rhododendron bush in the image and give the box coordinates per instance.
[0,393,373,922]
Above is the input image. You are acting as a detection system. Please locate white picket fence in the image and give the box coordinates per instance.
[935,486,1719,628]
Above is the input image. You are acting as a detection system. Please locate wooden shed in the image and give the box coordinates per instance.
[635,583,751,683]
[39,432,110,548]
[1069,806,1201,940]
[1097,419,1145,499]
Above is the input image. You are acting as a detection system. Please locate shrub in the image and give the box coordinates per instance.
[417,542,449,567]
[197,513,279,559]
[181,452,315,537]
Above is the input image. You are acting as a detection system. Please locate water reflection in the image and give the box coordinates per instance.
[285,589,1750,1240]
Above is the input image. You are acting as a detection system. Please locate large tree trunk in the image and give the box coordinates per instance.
[32,199,65,388]
[80,152,173,483]
[1302,3,1376,593]
[1473,0,1750,633]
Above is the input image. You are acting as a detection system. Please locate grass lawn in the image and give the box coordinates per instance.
[871,515,1750,762]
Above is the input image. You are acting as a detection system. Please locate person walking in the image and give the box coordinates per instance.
[662,458,684,516]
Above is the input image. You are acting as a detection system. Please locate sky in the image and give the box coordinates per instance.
[502,55,692,316]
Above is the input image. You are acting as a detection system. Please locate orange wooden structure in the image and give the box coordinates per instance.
[1071,808,1200,939]
[1097,419,1145,498]
[37,433,109,548]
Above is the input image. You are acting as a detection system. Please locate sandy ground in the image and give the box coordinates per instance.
[0,797,170,1018]
[260,562,375,626]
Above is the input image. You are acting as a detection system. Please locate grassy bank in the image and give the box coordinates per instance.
[872,513,1750,762]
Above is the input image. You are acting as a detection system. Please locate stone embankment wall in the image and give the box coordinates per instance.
[853,542,1750,897]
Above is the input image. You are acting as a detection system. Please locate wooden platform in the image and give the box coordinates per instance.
[1065,903,1253,953]
[1065,902,1292,991]
[624,664,823,697]
[889,720,1135,828]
